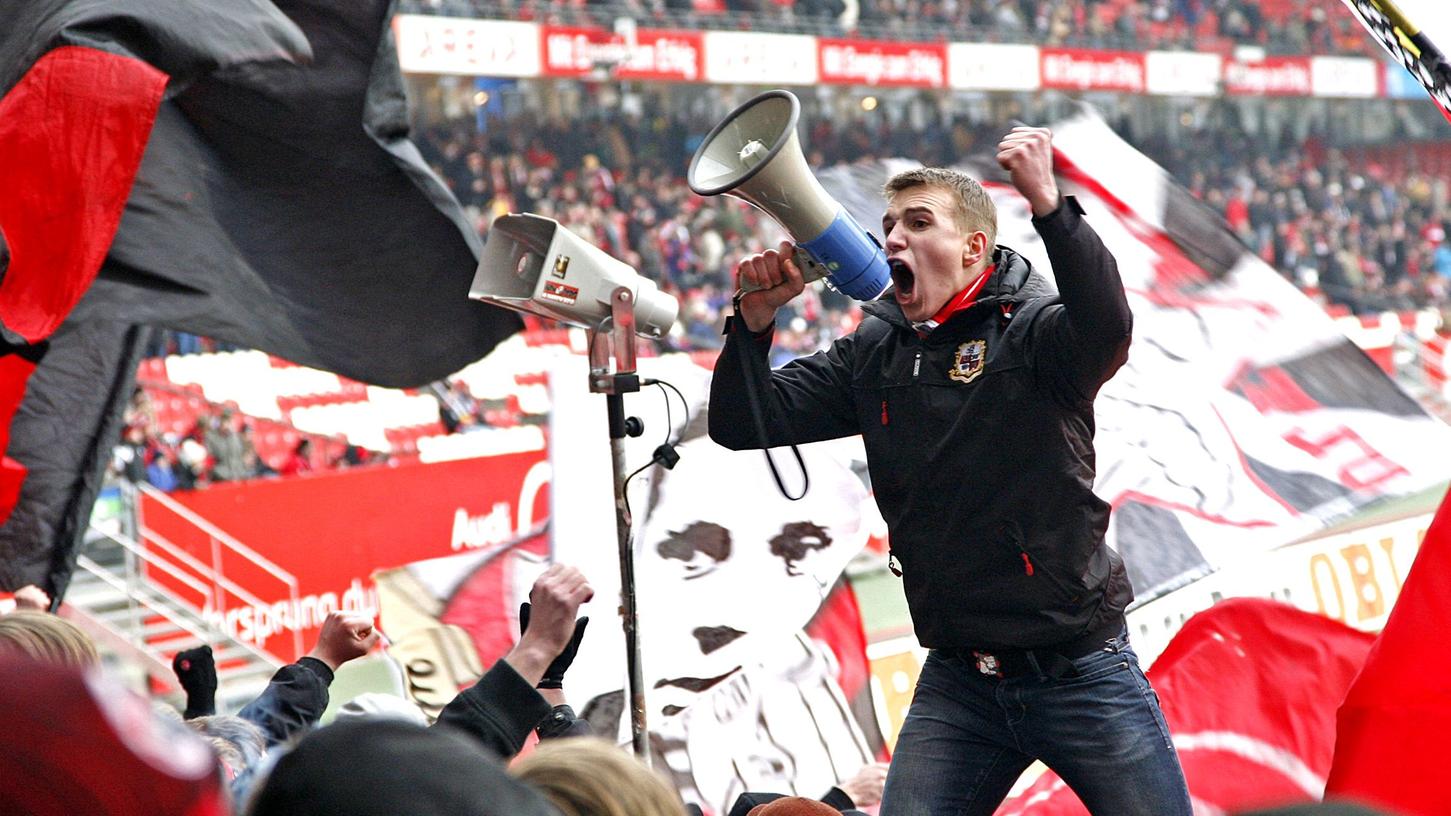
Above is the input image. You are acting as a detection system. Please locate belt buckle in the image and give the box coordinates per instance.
[971,650,1003,678]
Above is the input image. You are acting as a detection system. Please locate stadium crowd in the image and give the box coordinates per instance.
[420,104,1451,328]
[123,100,1451,491]
[113,387,378,491]
[0,565,890,816]
[1141,125,1451,315]
[400,0,1373,56]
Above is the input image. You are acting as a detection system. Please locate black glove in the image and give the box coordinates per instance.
[173,645,217,719]
[519,602,588,690]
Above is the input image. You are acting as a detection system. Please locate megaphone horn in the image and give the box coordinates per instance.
[688,90,890,301]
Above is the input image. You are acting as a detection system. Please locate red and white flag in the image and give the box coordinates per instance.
[821,110,1451,610]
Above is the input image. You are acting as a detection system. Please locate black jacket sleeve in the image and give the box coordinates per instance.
[1029,195,1133,402]
[708,318,859,451]
[433,659,552,759]
[820,786,856,811]
[237,656,333,747]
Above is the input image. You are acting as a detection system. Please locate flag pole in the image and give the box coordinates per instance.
[588,287,651,764]
[1341,0,1451,121]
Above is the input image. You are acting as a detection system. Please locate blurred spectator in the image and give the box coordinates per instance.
[511,736,689,816]
[435,379,486,433]
[113,423,149,484]
[239,609,380,747]
[278,439,314,477]
[143,438,186,492]
[0,658,229,816]
[0,609,99,668]
[728,762,888,815]
[333,692,430,726]
[206,406,252,482]
[245,719,559,816]
[186,714,267,784]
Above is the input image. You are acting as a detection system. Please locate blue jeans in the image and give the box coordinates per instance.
[879,632,1191,816]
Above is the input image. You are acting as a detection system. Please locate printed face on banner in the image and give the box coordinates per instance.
[652,632,873,816]
[546,352,875,733]
[634,432,868,715]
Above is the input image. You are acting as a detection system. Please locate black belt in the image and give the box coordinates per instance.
[952,617,1124,681]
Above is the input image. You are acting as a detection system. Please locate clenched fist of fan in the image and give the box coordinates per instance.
[305,610,380,671]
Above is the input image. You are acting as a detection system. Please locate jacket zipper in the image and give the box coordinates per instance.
[1004,523,1035,576]
[912,350,921,379]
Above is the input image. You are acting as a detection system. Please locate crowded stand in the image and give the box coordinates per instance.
[117,101,1451,491]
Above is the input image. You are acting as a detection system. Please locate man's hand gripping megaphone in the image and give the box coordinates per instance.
[734,240,809,334]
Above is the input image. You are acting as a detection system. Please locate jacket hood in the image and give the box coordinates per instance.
[861,245,1055,329]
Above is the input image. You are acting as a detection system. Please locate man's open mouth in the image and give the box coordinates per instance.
[889,259,915,298]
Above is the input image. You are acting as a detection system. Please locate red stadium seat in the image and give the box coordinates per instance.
[136,358,168,383]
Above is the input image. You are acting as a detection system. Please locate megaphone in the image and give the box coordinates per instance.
[470,213,678,337]
[688,90,890,301]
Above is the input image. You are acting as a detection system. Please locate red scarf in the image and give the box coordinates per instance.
[913,264,994,336]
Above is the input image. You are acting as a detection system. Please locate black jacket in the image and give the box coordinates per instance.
[239,656,335,747]
[709,198,1133,650]
[238,655,555,759]
[435,659,554,757]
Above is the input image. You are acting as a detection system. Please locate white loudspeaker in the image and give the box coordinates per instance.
[688,90,889,301]
[470,213,678,337]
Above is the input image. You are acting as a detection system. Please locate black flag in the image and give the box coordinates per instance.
[0,1,522,597]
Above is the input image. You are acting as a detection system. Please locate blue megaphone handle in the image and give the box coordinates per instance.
[798,211,891,301]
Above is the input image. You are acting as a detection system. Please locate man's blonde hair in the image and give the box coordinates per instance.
[884,167,997,249]
[511,737,686,816]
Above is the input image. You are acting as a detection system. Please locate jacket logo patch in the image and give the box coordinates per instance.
[948,340,987,384]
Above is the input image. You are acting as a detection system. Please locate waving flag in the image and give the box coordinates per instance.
[0,1,522,599]
[821,108,1451,608]
[1325,487,1451,814]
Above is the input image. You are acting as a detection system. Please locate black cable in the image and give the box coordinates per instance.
[622,377,689,520]
[647,378,689,432]
[622,458,653,521]
[654,380,673,440]
[735,331,809,502]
